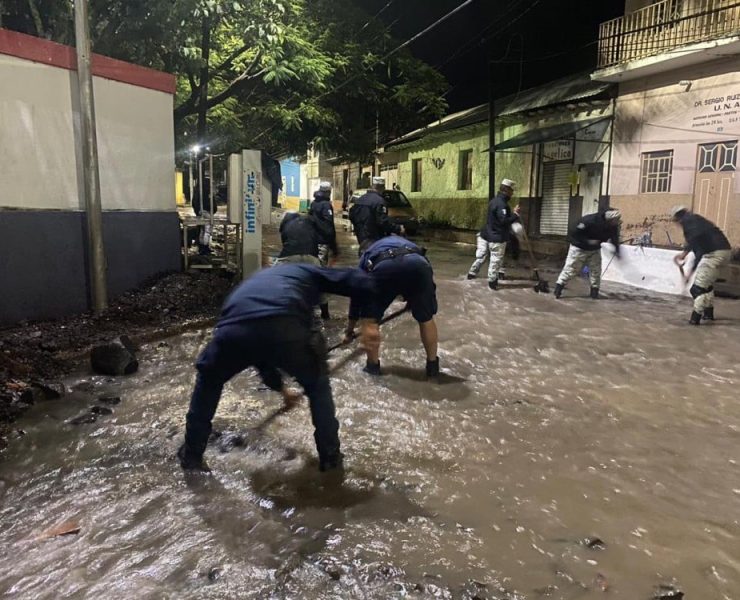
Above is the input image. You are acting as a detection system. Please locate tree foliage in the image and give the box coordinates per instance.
[0,0,448,160]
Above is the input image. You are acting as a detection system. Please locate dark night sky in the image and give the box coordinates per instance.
[357,0,624,113]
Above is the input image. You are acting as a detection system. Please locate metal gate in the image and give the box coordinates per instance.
[540,161,571,236]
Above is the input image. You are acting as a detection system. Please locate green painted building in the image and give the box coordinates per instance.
[382,104,530,230]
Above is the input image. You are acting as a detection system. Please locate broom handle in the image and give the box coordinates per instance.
[256,304,411,429]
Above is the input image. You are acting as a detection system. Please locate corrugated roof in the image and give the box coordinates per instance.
[382,73,614,150]
[383,104,488,149]
[496,72,613,117]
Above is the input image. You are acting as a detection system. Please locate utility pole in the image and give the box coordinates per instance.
[488,57,496,200]
[74,0,108,312]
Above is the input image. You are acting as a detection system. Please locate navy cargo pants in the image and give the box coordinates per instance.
[182,316,341,469]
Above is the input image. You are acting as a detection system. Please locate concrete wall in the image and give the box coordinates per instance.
[610,58,740,246]
[395,123,492,229]
[0,29,178,324]
[0,54,175,212]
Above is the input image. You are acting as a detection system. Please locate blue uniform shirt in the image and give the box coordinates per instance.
[351,237,437,323]
[220,264,375,327]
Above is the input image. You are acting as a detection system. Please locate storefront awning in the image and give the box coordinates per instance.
[493,116,611,151]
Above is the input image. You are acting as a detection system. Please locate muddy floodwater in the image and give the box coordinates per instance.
[1,238,740,599]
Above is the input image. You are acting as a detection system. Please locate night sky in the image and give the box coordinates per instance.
[357,0,624,112]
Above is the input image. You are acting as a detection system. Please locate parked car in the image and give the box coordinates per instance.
[342,189,421,235]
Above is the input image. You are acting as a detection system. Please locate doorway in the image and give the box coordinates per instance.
[578,162,603,217]
[693,140,736,231]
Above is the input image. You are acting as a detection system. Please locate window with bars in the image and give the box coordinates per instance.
[640,150,673,193]
[458,149,473,191]
[411,158,423,192]
[698,141,737,173]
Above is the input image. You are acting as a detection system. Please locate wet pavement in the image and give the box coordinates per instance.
[1,234,740,599]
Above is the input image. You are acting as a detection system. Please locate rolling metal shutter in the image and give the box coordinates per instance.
[540,161,571,236]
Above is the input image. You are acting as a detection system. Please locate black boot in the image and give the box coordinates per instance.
[703,307,714,321]
[498,272,506,281]
[425,357,440,378]
[590,287,600,300]
[689,311,702,325]
[320,303,330,320]
[554,283,564,299]
[466,273,477,280]
[177,444,211,472]
[363,360,381,376]
[319,452,344,473]
[488,279,498,290]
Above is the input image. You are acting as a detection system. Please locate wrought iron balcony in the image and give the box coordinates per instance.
[598,0,740,68]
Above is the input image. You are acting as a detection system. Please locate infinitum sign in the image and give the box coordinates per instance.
[241,149,262,278]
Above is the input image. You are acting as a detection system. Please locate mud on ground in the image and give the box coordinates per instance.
[0,270,235,448]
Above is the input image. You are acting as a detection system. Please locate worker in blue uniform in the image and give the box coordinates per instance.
[349,177,404,253]
[344,236,439,377]
[178,263,376,473]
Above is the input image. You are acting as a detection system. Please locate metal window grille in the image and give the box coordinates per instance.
[698,141,738,172]
[640,150,673,193]
[411,159,422,192]
[458,149,473,191]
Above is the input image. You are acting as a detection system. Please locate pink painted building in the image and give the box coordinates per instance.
[594,0,740,247]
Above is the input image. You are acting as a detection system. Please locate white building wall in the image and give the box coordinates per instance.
[0,52,175,212]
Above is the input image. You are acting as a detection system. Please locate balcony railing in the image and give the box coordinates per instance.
[598,0,740,68]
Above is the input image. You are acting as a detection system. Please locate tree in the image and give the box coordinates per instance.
[0,0,448,159]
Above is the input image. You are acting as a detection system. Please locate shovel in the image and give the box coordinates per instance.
[519,225,550,293]
[255,304,411,429]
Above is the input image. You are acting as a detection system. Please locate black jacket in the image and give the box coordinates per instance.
[308,191,339,255]
[481,192,518,243]
[569,211,620,252]
[349,190,401,247]
[278,213,319,258]
[678,212,731,264]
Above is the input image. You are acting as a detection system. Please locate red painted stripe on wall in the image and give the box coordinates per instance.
[0,28,176,95]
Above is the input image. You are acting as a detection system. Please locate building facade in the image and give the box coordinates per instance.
[0,29,179,324]
[594,0,740,246]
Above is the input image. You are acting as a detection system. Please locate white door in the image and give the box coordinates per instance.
[578,163,603,217]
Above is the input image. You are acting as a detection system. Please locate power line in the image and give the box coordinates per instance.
[253,0,480,144]
[437,0,541,69]
[359,0,397,33]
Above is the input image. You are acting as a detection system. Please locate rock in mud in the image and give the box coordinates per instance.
[460,579,495,599]
[217,432,246,453]
[68,412,97,425]
[652,584,684,599]
[90,337,138,376]
[207,567,222,582]
[20,381,65,404]
[583,536,606,550]
[98,396,121,405]
[90,406,113,416]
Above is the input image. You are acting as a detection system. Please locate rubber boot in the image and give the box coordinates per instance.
[319,451,344,473]
[689,311,702,325]
[590,287,600,300]
[177,444,211,472]
[320,303,330,320]
[498,272,506,281]
[703,306,714,321]
[425,357,440,378]
[363,360,381,376]
[554,283,564,299]
[466,273,477,280]
[488,279,498,290]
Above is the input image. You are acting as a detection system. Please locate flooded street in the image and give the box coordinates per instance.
[2,237,740,599]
